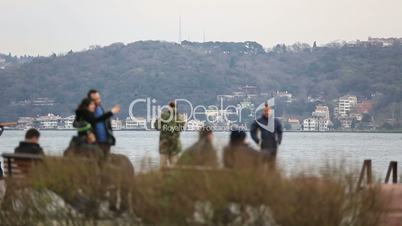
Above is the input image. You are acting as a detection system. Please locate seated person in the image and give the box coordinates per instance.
[223,129,264,169]
[15,128,44,155]
[177,126,218,167]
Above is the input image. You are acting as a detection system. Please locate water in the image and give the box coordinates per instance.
[1,130,402,178]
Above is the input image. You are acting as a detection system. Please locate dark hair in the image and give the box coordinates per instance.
[87,89,99,99]
[169,101,176,108]
[230,129,246,145]
[76,98,93,112]
[25,128,40,139]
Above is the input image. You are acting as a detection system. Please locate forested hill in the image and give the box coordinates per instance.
[1,40,402,121]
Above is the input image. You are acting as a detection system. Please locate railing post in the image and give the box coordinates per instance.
[367,160,372,185]
[385,161,398,184]
[358,159,372,188]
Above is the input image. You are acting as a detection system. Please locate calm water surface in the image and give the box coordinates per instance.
[1,130,402,178]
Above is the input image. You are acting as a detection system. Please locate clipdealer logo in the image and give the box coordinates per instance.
[128,97,275,131]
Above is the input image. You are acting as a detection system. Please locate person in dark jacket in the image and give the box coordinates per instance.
[250,104,283,154]
[15,128,44,155]
[177,126,218,167]
[87,90,120,155]
[72,98,120,155]
[223,129,264,169]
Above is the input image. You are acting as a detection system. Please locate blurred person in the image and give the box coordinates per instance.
[15,128,44,155]
[154,101,185,167]
[250,103,283,164]
[87,89,120,155]
[223,129,263,169]
[177,126,218,167]
[64,126,105,160]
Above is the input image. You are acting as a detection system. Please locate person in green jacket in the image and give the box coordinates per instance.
[177,126,218,167]
[154,101,186,167]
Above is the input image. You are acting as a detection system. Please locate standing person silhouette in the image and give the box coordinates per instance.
[87,89,120,155]
[154,101,186,168]
[250,103,283,166]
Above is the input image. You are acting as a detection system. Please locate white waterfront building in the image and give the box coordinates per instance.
[61,115,75,129]
[125,117,147,130]
[338,95,357,117]
[312,105,330,121]
[303,105,332,131]
[17,117,35,129]
[36,113,62,129]
[111,118,123,130]
[317,120,331,131]
[303,118,317,131]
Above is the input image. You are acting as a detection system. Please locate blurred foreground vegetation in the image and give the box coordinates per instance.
[0,156,385,226]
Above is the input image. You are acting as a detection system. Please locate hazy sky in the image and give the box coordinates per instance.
[1,0,402,55]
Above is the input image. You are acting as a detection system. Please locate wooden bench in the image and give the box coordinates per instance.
[1,153,44,178]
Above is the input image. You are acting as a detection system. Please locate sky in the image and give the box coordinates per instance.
[1,0,402,56]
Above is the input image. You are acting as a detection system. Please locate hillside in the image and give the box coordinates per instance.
[1,40,402,123]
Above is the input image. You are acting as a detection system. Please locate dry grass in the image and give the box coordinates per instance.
[0,155,385,226]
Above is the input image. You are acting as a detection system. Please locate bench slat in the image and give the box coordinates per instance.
[2,152,43,177]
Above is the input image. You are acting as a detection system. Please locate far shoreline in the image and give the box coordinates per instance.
[2,128,402,134]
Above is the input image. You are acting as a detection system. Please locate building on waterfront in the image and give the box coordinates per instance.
[312,105,330,120]
[125,117,147,130]
[60,115,75,129]
[338,116,353,129]
[35,113,62,129]
[317,119,331,131]
[17,114,73,129]
[111,118,123,130]
[335,95,372,129]
[16,117,35,129]
[338,95,357,117]
[287,118,301,131]
[367,37,402,47]
[303,105,332,131]
[303,118,331,131]
[303,118,317,131]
